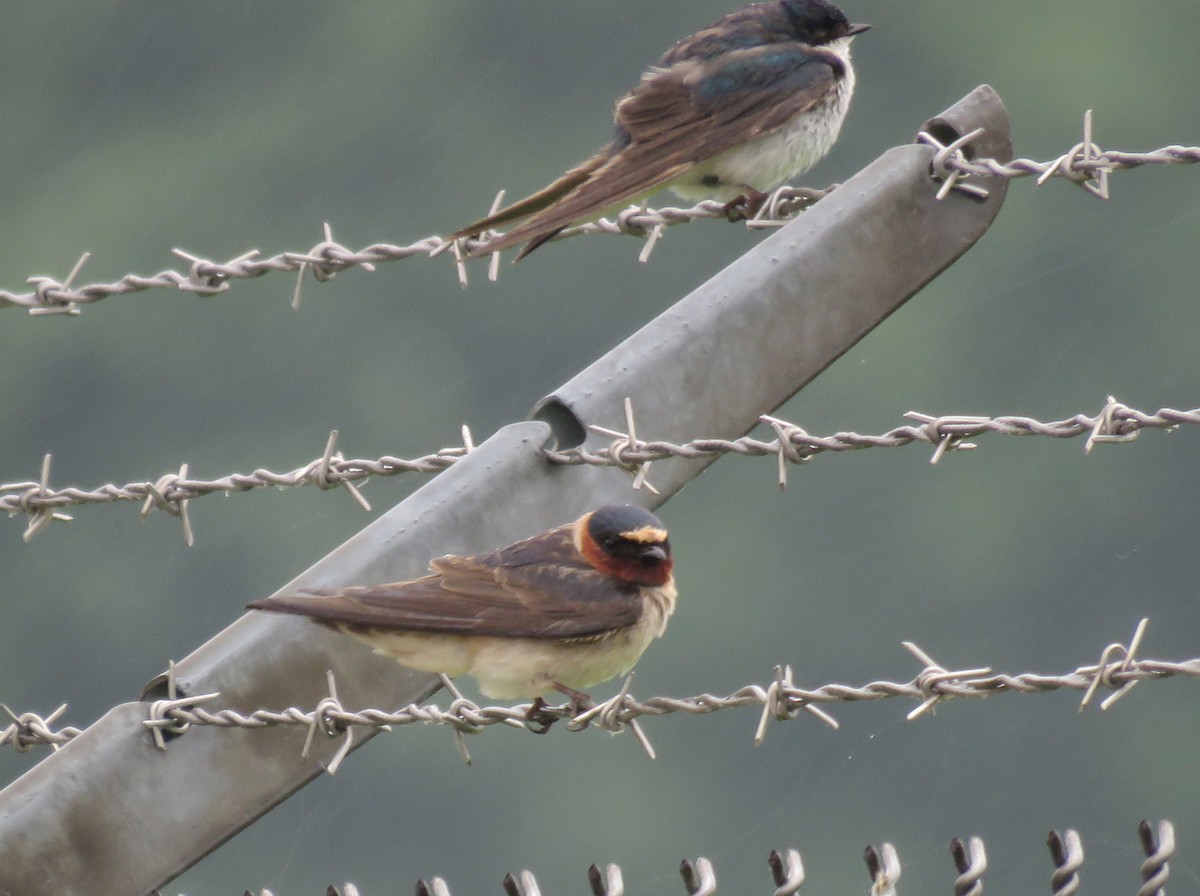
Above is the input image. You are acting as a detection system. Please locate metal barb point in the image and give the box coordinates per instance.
[902,641,992,720]
[1047,829,1083,896]
[1038,110,1110,199]
[1,702,71,753]
[26,250,89,316]
[680,857,718,896]
[314,430,371,512]
[1079,617,1149,711]
[753,664,835,743]
[916,128,991,200]
[570,672,658,759]
[588,397,660,494]
[144,664,222,752]
[904,412,985,463]
[21,453,74,542]
[638,223,665,263]
[306,222,354,283]
[503,870,541,896]
[1085,395,1138,454]
[760,414,813,490]
[865,843,901,896]
[298,671,355,774]
[450,237,470,289]
[139,463,196,545]
[417,877,452,896]
[437,674,477,765]
[291,262,307,310]
[1137,820,1174,896]
[768,849,805,896]
[171,246,252,294]
[588,863,624,896]
[949,836,986,896]
[484,190,507,281]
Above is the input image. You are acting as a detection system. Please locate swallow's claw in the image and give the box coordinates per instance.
[552,682,595,725]
[525,697,561,734]
[524,685,595,733]
[721,188,769,222]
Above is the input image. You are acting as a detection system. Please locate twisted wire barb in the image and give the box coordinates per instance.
[1047,829,1083,896]
[3,119,1197,314]
[949,837,986,896]
[922,110,1200,201]
[7,624,1198,755]
[1137,820,1173,896]
[864,844,900,896]
[588,863,625,896]
[1,427,473,542]
[0,703,81,753]
[3,398,1196,540]
[768,850,805,896]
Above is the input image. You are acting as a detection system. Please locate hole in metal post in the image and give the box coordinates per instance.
[531,397,587,450]
[141,674,174,703]
[141,674,190,744]
[924,120,975,160]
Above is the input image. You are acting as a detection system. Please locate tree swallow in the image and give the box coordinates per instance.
[452,0,868,259]
[248,505,676,721]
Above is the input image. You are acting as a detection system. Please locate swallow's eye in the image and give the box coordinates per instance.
[602,537,618,550]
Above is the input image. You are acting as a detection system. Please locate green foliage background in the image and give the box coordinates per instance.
[2,2,1198,893]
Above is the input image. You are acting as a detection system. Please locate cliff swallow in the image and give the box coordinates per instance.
[248,505,676,724]
[452,0,868,260]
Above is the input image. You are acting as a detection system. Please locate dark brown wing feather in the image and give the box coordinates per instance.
[451,150,610,239]
[466,42,842,258]
[247,523,645,640]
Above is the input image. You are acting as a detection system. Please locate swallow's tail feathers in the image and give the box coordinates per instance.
[451,148,610,245]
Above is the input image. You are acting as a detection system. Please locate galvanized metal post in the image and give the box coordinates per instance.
[0,87,1010,896]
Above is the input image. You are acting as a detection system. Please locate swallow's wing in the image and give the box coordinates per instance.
[474,42,844,257]
[248,528,644,640]
[619,42,846,164]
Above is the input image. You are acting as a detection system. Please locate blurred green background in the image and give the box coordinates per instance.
[2,1,1199,894]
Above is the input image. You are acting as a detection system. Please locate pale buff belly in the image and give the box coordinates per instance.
[342,586,676,699]
[669,67,856,202]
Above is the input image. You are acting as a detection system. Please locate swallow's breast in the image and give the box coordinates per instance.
[671,44,857,201]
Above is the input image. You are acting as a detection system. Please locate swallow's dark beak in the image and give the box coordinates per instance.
[639,544,668,562]
[847,22,871,36]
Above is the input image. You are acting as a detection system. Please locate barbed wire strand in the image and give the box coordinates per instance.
[138,822,1172,896]
[1,425,475,542]
[3,396,1195,542]
[3,112,1197,315]
[5,619,1193,763]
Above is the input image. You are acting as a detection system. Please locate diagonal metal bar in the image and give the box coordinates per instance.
[0,85,1010,896]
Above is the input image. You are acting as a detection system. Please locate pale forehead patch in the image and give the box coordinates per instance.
[621,525,668,544]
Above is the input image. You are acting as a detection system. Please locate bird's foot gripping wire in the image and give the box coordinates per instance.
[720,187,770,222]
[524,684,595,734]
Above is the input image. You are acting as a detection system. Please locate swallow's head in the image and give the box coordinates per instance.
[781,0,869,45]
[579,504,674,587]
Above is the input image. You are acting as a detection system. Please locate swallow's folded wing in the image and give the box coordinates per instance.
[248,543,643,640]
[477,42,842,257]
